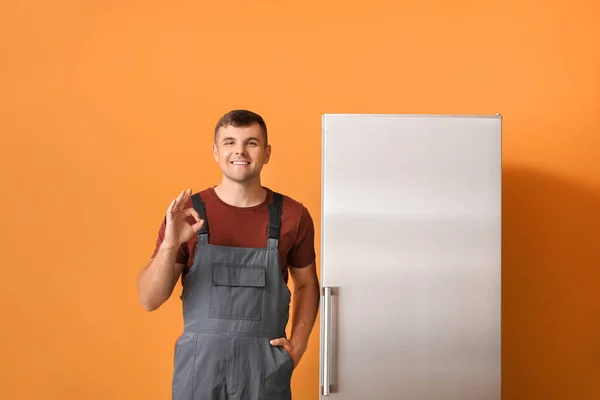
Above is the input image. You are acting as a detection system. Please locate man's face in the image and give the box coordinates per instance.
[212,123,271,184]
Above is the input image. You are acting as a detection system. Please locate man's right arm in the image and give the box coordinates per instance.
[137,189,202,311]
[137,244,185,311]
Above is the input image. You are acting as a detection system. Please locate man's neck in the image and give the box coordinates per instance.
[214,178,267,208]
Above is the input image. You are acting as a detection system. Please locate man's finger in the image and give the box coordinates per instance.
[270,338,287,346]
[166,198,175,214]
[184,207,201,222]
[191,219,205,233]
[173,190,185,211]
[182,188,191,204]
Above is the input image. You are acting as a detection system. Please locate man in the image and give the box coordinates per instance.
[137,109,320,400]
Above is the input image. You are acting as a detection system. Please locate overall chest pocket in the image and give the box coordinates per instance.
[209,263,266,321]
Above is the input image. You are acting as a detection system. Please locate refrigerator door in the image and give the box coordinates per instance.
[319,114,502,400]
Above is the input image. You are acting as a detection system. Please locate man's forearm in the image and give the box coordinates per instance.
[289,279,320,351]
[137,244,182,311]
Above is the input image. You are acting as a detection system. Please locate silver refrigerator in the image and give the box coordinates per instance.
[318,114,502,399]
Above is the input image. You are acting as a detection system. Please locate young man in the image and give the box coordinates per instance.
[137,110,320,400]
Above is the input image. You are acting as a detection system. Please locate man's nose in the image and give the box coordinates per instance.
[235,145,247,154]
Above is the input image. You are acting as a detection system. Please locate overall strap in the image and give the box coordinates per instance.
[191,193,209,243]
[267,192,283,248]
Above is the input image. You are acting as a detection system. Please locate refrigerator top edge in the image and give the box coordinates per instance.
[322,113,503,119]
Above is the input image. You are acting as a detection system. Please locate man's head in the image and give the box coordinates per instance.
[212,110,271,184]
[214,109,268,146]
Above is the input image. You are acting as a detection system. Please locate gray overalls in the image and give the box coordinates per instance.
[172,192,294,400]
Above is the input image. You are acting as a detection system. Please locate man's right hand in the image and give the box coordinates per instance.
[162,189,205,249]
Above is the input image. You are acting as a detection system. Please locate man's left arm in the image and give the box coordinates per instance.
[270,206,320,368]
[271,262,320,367]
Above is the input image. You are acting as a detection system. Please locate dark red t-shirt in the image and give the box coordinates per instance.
[151,187,316,285]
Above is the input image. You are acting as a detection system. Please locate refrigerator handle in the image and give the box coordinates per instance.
[322,286,332,396]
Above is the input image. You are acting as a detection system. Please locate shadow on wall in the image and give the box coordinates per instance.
[502,165,600,400]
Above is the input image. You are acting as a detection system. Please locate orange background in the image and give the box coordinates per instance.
[1,1,599,399]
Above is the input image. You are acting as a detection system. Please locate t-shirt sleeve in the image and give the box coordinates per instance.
[151,216,189,265]
[287,206,316,268]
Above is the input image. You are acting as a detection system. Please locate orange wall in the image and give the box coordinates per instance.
[1,1,599,399]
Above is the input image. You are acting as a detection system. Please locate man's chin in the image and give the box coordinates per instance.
[222,172,258,184]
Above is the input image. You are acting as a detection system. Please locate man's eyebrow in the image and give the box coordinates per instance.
[221,136,261,142]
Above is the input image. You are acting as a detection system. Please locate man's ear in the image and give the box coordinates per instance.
[264,144,272,164]
[212,143,219,162]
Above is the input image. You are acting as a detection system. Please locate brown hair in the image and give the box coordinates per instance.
[214,109,268,146]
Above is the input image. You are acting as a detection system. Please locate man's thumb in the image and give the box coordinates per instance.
[191,219,205,233]
[270,338,286,346]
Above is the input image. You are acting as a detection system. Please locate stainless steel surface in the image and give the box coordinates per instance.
[319,114,502,399]
[322,287,332,396]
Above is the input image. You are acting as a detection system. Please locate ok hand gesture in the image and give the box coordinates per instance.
[162,189,204,249]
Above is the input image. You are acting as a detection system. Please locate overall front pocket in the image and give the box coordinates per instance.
[172,332,198,400]
[209,263,266,321]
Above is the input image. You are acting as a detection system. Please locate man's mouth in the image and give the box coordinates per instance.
[231,161,250,165]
